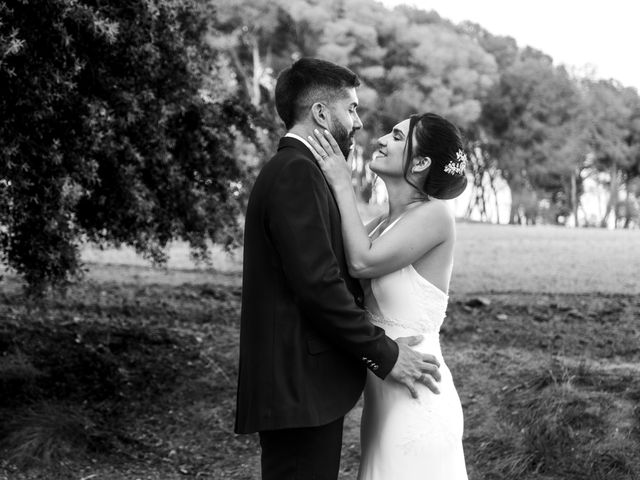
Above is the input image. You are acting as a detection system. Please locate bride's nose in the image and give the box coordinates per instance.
[377,137,387,148]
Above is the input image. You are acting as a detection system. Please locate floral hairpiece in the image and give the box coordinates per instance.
[444,149,467,176]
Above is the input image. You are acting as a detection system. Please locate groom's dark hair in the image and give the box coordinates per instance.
[275,57,360,130]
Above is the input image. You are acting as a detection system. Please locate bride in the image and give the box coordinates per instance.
[307,113,469,479]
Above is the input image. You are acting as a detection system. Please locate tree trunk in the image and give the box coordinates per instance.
[465,150,488,221]
[487,167,501,224]
[476,173,488,222]
[226,40,252,102]
[623,177,632,228]
[570,170,578,227]
[600,163,619,228]
[251,37,261,106]
[507,179,521,225]
[509,196,520,224]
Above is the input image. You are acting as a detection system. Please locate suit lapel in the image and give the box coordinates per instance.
[277,136,362,297]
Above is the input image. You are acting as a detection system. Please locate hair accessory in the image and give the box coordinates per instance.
[444,149,467,176]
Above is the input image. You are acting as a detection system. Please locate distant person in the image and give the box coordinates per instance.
[307,112,469,479]
[234,58,441,480]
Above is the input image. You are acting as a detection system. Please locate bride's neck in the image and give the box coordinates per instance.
[384,180,424,221]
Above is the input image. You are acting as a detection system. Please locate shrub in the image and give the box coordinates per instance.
[0,0,256,293]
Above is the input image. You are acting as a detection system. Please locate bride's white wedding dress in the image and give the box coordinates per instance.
[358,218,468,480]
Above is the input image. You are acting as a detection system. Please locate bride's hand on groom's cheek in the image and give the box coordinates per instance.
[307,129,353,191]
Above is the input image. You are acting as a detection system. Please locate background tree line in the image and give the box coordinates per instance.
[214,0,640,228]
[1,0,639,291]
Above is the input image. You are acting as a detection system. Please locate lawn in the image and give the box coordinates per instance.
[452,223,640,295]
[78,222,640,295]
[1,223,639,479]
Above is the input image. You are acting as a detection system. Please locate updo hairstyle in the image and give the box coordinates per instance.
[403,113,468,200]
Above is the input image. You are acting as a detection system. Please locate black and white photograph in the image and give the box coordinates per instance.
[1,0,639,479]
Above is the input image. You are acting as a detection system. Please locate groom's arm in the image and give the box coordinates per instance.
[267,156,399,379]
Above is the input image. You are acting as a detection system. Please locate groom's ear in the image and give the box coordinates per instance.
[311,102,330,129]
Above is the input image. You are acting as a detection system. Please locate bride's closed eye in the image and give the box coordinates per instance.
[392,128,405,141]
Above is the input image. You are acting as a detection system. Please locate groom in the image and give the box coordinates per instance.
[235,57,441,480]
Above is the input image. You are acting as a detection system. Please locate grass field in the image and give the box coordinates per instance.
[453,223,640,295]
[1,223,639,479]
[79,222,640,295]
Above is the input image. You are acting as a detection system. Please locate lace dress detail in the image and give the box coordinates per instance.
[368,265,447,334]
[358,218,468,480]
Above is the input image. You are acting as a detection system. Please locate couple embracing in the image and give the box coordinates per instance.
[235,57,469,480]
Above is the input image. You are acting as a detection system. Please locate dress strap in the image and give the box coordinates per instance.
[368,218,386,238]
[369,210,411,239]
[379,214,406,237]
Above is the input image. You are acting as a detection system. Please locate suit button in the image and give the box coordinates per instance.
[356,296,364,304]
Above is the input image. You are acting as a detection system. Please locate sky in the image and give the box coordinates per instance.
[379,0,640,91]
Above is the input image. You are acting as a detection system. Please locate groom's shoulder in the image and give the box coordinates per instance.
[259,145,319,181]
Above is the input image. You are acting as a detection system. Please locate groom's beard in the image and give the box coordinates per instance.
[330,120,356,159]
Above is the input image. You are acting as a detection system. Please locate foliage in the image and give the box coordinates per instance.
[479,54,583,222]
[210,0,640,227]
[3,0,640,293]
[0,0,257,292]
[580,79,640,225]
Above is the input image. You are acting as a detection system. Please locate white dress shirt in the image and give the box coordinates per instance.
[284,132,315,156]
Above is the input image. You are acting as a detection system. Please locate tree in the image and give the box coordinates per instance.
[480,52,582,224]
[0,0,256,293]
[581,79,635,227]
[206,0,640,228]
[620,93,640,227]
[210,0,299,107]
[460,22,519,71]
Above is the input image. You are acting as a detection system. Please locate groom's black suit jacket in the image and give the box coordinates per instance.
[235,136,399,434]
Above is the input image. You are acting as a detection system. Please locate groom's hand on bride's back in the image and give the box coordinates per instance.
[388,335,441,398]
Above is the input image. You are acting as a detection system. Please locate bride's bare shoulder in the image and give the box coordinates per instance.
[409,199,454,224]
[398,201,455,242]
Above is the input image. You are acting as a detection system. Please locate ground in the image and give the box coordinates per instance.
[1,223,639,479]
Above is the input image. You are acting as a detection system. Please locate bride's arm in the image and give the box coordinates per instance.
[308,129,453,279]
[333,184,453,279]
